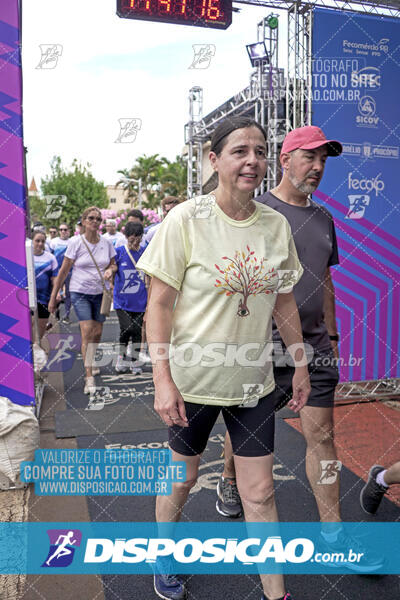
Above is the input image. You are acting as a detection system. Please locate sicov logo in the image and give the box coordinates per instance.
[42,529,82,567]
[356,96,379,128]
[348,172,385,197]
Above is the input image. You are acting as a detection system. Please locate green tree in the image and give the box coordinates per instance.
[37,156,108,229]
[117,154,187,209]
[117,154,165,209]
[159,155,187,200]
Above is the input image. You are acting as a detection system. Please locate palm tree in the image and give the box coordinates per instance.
[159,155,187,200]
[116,154,166,208]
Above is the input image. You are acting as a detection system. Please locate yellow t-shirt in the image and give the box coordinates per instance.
[137,194,303,407]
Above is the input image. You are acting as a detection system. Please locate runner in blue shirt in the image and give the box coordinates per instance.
[113,222,148,375]
[50,223,72,323]
[33,231,58,339]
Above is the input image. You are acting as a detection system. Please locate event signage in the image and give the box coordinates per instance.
[312,8,400,381]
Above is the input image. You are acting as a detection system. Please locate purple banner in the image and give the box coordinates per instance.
[0,1,35,405]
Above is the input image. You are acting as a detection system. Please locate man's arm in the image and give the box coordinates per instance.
[323,268,339,358]
[273,291,311,412]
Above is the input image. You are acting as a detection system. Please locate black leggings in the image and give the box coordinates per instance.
[116,309,144,355]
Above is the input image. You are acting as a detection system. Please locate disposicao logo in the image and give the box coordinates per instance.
[42,529,82,567]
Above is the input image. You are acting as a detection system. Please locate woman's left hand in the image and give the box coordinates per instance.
[288,367,311,413]
[104,268,114,282]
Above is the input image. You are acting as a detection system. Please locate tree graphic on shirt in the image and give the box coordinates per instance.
[215,246,278,317]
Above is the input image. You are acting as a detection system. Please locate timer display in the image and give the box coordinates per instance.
[117,0,232,29]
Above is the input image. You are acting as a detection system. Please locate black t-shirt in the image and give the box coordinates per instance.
[257,191,339,351]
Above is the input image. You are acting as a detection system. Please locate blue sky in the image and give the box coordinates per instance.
[22,0,288,189]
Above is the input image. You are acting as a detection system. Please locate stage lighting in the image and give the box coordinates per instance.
[246,42,269,67]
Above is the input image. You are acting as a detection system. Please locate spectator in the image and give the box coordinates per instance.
[50,223,72,323]
[142,196,180,246]
[32,230,58,341]
[127,209,144,223]
[113,222,148,375]
[48,206,117,394]
[33,223,51,251]
[103,218,125,247]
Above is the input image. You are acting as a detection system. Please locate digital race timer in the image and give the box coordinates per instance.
[117,0,232,29]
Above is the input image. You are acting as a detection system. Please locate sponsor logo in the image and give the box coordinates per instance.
[351,66,381,91]
[356,95,379,128]
[348,172,384,196]
[42,529,82,567]
[342,142,399,160]
[346,195,370,220]
[343,38,389,56]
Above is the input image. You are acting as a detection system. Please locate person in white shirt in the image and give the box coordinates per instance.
[102,219,125,248]
[49,207,117,395]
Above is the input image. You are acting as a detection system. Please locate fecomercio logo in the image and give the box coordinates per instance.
[348,172,385,196]
[42,529,82,567]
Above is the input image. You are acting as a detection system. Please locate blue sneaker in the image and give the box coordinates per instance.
[154,574,186,600]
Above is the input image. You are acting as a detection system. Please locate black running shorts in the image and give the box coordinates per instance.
[168,392,276,457]
[274,349,339,411]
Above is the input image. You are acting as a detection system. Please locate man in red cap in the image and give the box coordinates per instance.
[217,126,382,574]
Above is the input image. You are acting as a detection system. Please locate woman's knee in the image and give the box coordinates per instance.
[238,478,275,507]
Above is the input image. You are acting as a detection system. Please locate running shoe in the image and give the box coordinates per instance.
[318,529,384,573]
[139,351,152,364]
[115,355,129,374]
[84,376,96,395]
[360,465,388,515]
[154,574,186,600]
[216,476,243,518]
[92,367,100,376]
[130,363,142,376]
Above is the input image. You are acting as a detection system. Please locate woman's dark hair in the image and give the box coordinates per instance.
[32,230,46,240]
[210,117,267,156]
[127,209,144,222]
[124,222,144,238]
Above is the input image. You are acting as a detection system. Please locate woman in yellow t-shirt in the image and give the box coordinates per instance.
[137,117,311,600]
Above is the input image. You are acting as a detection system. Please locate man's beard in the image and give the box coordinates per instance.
[288,171,319,194]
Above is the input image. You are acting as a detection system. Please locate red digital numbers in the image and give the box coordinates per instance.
[118,0,232,28]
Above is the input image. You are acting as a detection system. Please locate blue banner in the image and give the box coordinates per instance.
[312,8,400,381]
[1,522,399,575]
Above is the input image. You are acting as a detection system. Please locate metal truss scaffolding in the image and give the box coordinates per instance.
[184,14,282,198]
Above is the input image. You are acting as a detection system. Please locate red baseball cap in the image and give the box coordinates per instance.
[281,126,342,157]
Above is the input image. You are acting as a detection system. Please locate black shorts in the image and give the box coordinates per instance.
[37,302,50,319]
[274,349,340,410]
[168,392,276,457]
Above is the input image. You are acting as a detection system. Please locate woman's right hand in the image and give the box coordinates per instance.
[154,379,188,428]
[48,297,57,314]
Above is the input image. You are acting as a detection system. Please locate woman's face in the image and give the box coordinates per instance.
[33,234,46,254]
[126,234,142,249]
[209,126,267,196]
[83,211,102,233]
